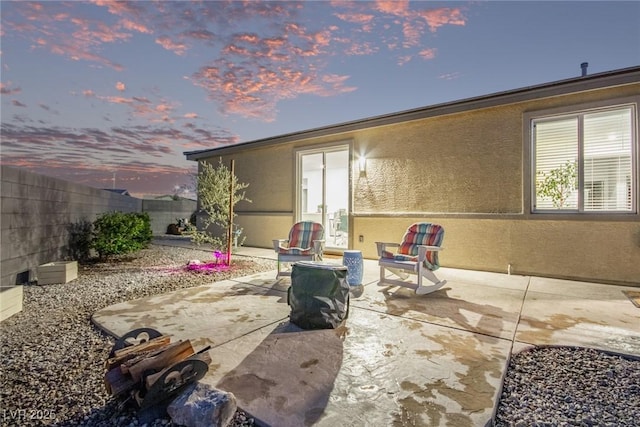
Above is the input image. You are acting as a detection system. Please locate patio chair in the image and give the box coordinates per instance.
[376,222,447,295]
[273,221,325,279]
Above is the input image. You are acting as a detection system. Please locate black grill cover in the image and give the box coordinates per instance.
[288,261,350,329]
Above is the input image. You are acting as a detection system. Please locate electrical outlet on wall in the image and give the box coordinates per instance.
[359,235,364,243]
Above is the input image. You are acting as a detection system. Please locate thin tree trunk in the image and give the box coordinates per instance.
[227,159,235,265]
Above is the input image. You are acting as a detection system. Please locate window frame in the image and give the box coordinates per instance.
[524,97,639,216]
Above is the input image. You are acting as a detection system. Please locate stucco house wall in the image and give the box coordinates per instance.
[187,67,640,286]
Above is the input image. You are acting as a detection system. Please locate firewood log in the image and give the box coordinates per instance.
[127,340,194,383]
[106,335,171,370]
[104,366,137,396]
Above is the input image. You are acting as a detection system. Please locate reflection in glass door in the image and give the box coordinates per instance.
[298,146,349,249]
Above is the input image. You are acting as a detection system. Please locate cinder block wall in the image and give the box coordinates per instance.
[142,199,197,235]
[0,166,142,288]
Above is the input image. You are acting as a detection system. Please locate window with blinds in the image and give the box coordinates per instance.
[532,105,636,213]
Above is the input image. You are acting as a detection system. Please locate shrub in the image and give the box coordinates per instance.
[67,219,93,263]
[92,211,152,258]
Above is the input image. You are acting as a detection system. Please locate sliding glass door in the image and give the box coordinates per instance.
[298,145,349,249]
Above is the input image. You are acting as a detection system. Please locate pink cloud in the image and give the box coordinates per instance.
[419,48,437,60]
[333,2,467,60]
[89,0,146,18]
[120,18,153,34]
[0,82,21,95]
[192,57,356,121]
[334,12,375,25]
[398,55,413,66]
[343,41,378,56]
[5,2,130,70]
[3,1,470,129]
[374,0,410,16]
[155,36,188,56]
[419,8,467,32]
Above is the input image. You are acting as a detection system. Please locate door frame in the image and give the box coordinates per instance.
[294,141,353,250]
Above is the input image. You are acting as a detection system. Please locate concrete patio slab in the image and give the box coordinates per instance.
[353,271,526,340]
[205,309,511,427]
[515,277,640,355]
[437,267,531,291]
[92,244,640,426]
[92,278,290,349]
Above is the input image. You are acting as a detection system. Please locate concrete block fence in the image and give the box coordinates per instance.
[0,166,196,320]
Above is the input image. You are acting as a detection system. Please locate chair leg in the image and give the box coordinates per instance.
[421,268,440,285]
[276,259,281,279]
[379,266,409,284]
[389,267,409,280]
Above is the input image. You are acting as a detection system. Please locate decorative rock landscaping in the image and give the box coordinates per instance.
[0,245,271,427]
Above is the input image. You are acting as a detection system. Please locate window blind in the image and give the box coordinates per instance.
[534,117,578,210]
[583,109,632,211]
[533,105,635,213]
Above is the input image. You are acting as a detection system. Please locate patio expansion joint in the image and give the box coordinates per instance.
[210,317,290,350]
[482,276,532,425]
[347,304,518,345]
[509,275,532,349]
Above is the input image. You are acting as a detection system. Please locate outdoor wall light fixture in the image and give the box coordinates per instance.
[359,156,367,174]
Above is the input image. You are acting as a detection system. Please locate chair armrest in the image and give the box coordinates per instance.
[273,239,288,251]
[417,245,443,261]
[375,242,399,257]
[420,245,443,251]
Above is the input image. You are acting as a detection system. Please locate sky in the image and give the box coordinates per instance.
[1,1,639,198]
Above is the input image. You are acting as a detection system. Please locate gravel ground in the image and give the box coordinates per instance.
[1,243,639,427]
[0,244,273,427]
[494,346,640,427]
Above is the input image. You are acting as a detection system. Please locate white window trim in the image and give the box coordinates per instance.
[524,96,639,216]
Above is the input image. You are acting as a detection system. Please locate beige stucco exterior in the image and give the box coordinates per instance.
[188,68,640,286]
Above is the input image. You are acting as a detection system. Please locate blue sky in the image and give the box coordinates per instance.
[1,1,639,197]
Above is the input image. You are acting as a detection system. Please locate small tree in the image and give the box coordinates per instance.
[536,161,577,208]
[191,158,251,251]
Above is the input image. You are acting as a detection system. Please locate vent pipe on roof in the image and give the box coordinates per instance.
[581,62,589,76]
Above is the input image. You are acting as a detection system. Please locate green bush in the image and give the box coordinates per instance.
[92,211,152,258]
[67,219,93,263]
